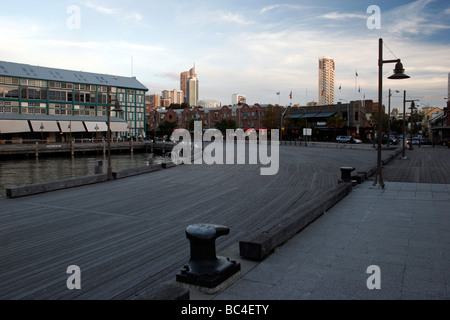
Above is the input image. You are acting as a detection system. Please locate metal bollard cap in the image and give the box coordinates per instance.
[186,224,230,240]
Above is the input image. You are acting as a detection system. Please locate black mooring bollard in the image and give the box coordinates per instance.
[176,224,241,289]
[94,160,103,175]
[339,167,355,183]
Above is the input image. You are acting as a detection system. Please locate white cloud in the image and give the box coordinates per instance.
[83,1,118,15]
[383,0,448,36]
[83,1,143,23]
[318,11,368,20]
[125,13,143,21]
[219,12,254,25]
[260,4,309,14]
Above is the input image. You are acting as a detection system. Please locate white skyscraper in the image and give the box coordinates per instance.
[181,64,199,107]
[318,56,335,106]
[232,94,246,105]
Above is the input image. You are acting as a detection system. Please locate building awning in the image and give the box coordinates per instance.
[58,121,86,133]
[29,120,60,132]
[288,112,337,119]
[110,122,129,132]
[316,112,337,118]
[84,122,108,132]
[0,120,31,134]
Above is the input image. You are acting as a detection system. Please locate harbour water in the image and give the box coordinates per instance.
[0,153,165,196]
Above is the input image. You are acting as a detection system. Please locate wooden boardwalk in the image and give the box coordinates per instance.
[382,145,450,184]
[0,144,434,300]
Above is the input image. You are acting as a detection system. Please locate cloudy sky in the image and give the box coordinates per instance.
[1,0,449,109]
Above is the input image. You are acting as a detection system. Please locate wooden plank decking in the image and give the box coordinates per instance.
[1,144,444,300]
[382,146,450,184]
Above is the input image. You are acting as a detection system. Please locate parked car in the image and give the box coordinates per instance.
[336,136,351,143]
[437,137,450,145]
[381,135,399,145]
[420,138,431,145]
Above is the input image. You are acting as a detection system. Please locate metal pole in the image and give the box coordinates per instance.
[107,86,113,181]
[374,38,385,189]
[402,90,406,159]
[388,89,391,138]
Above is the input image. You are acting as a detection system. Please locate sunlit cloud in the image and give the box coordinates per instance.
[83,1,118,15]
[318,11,368,20]
[260,4,311,14]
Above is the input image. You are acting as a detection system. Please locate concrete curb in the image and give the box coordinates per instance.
[5,162,178,199]
[6,174,109,199]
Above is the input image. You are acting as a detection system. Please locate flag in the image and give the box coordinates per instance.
[289,91,293,99]
[356,70,359,77]
[339,85,342,91]
[358,86,361,93]
[276,92,280,96]
[321,90,325,96]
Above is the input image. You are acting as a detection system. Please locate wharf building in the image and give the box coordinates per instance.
[147,101,375,142]
[147,104,281,133]
[0,61,148,143]
[285,100,374,142]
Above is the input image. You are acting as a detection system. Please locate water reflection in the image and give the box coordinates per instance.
[0,153,165,195]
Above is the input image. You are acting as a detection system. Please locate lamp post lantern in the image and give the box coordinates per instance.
[374,38,410,189]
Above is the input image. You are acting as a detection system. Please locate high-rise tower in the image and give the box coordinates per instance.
[318,56,335,106]
[180,65,199,107]
[448,72,449,100]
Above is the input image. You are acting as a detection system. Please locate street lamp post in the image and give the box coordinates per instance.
[374,38,410,189]
[107,86,123,181]
[409,101,418,150]
[40,123,45,143]
[94,124,99,143]
[401,91,420,159]
[388,89,400,142]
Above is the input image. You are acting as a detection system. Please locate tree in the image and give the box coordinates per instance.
[262,105,278,129]
[371,111,389,133]
[327,114,345,139]
[215,119,237,133]
[390,118,406,135]
[158,121,177,138]
[295,117,308,130]
[169,103,189,110]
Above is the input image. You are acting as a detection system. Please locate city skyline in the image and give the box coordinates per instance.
[1,0,449,109]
